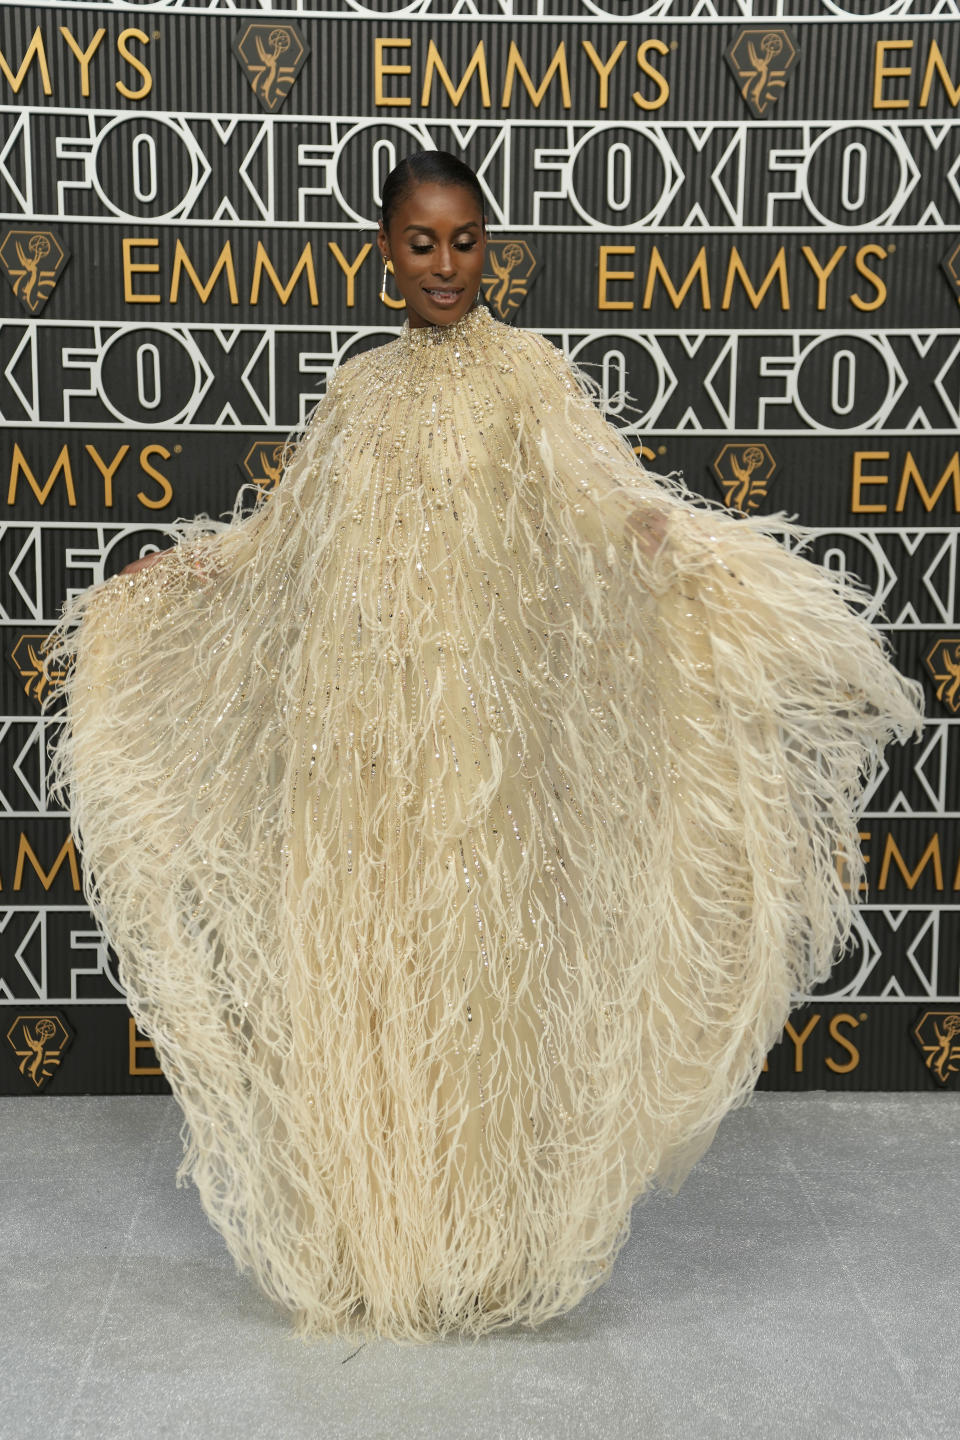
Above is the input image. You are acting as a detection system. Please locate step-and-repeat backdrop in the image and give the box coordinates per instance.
[1,1,958,1095]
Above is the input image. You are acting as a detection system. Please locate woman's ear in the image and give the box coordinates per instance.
[376,223,389,263]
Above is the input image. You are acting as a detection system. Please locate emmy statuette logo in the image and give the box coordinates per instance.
[232,24,309,113]
[5,1014,74,1090]
[9,631,65,704]
[711,443,777,511]
[240,440,286,493]
[923,637,960,713]
[911,1010,960,1086]
[481,239,540,322]
[724,29,799,119]
[0,229,70,315]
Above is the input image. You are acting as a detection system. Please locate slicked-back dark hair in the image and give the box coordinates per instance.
[380,151,486,232]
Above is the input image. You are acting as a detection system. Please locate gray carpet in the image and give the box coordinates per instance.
[1,1092,955,1439]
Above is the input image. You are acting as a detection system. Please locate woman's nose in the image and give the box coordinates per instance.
[433,248,455,276]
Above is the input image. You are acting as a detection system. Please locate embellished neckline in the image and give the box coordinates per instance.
[400,303,494,349]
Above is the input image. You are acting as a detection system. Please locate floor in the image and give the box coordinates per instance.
[1,1092,955,1440]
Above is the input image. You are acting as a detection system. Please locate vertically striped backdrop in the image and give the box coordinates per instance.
[1,1,958,1093]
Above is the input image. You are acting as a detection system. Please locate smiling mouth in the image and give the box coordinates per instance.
[423,287,464,301]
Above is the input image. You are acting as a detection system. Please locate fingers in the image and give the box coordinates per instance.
[120,549,167,577]
[118,546,209,580]
[625,505,671,560]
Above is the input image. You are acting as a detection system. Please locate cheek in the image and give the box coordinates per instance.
[390,257,416,289]
[397,253,428,279]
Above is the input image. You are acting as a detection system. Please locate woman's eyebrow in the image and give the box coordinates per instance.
[402,220,481,234]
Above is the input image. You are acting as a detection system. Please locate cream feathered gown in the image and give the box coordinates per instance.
[40,304,924,1342]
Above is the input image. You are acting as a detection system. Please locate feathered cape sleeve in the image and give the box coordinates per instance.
[36,378,345,1016]
[516,328,924,1171]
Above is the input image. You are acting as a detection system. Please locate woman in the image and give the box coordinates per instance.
[40,151,924,1343]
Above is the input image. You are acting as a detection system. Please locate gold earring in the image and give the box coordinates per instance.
[379,257,404,310]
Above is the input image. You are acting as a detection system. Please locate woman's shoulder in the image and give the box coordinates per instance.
[506,324,581,392]
[329,334,402,390]
[502,321,568,369]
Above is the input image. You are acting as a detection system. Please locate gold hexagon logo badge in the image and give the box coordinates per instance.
[939,239,960,301]
[232,23,309,112]
[911,1009,960,1086]
[725,28,799,119]
[9,631,66,705]
[711,442,777,511]
[923,635,960,713]
[482,239,540,322]
[0,228,70,314]
[240,439,285,493]
[6,1013,73,1090]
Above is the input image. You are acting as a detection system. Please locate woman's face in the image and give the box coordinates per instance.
[377,181,486,329]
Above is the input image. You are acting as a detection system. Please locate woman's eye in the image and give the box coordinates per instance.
[408,239,477,254]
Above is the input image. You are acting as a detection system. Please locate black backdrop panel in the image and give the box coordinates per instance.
[2,1,958,1094]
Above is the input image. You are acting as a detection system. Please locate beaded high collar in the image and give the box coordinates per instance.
[400,303,494,349]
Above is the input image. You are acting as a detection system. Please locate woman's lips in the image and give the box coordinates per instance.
[423,287,464,307]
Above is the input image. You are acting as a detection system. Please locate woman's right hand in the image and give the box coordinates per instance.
[119,548,172,577]
[625,505,672,562]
